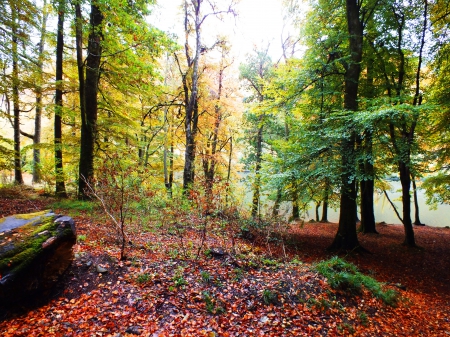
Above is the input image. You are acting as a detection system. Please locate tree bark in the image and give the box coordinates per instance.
[321,179,329,222]
[33,0,48,184]
[251,123,263,218]
[182,0,201,193]
[412,176,423,225]
[55,0,67,198]
[399,162,415,245]
[11,4,23,185]
[330,0,364,251]
[78,3,103,199]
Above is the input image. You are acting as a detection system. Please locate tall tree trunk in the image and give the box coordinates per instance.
[251,123,263,218]
[291,182,300,220]
[33,0,48,184]
[78,3,103,199]
[225,136,232,206]
[411,1,427,228]
[55,0,67,197]
[11,4,23,185]
[330,0,364,251]
[359,41,376,233]
[360,132,376,233]
[321,178,329,222]
[203,61,224,200]
[315,201,320,222]
[182,0,201,193]
[272,187,282,217]
[399,162,415,245]
[412,175,423,225]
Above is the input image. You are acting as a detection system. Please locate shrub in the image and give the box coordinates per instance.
[315,256,399,306]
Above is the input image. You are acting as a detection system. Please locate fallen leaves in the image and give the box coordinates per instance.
[0,195,449,336]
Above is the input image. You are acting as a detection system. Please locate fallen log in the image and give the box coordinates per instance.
[0,210,76,311]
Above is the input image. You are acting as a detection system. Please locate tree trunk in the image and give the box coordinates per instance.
[33,0,48,184]
[315,201,320,222]
[399,162,416,246]
[321,179,329,222]
[330,0,364,251]
[182,0,201,193]
[359,132,376,233]
[225,136,232,206]
[251,123,263,218]
[291,183,300,220]
[78,3,103,199]
[272,187,282,217]
[11,6,23,185]
[412,176,423,225]
[55,0,67,198]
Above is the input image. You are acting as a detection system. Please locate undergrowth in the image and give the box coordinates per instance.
[315,256,399,306]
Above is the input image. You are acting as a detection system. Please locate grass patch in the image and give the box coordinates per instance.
[315,256,399,306]
[51,199,97,213]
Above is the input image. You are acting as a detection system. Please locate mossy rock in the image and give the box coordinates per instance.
[0,210,76,311]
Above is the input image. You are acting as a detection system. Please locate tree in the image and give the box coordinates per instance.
[54,0,67,197]
[329,0,373,251]
[240,48,273,217]
[176,0,236,194]
[77,1,103,199]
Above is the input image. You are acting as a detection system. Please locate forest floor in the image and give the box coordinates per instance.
[0,186,449,336]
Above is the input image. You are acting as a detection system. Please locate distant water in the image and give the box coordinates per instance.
[239,174,450,228]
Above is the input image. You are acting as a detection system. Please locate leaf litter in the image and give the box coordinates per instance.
[0,193,449,336]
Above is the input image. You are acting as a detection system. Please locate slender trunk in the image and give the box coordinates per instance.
[78,3,103,199]
[12,5,23,185]
[33,0,48,184]
[321,178,329,222]
[359,43,376,232]
[315,201,320,222]
[225,136,232,206]
[360,133,376,233]
[411,2,427,227]
[291,183,299,220]
[412,176,423,225]
[55,0,67,197]
[330,0,364,251]
[183,0,201,192]
[204,64,223,198]
[321,194,329,222]
[251,123,263,218]
[272,187,281,217]
[399,162,415,246]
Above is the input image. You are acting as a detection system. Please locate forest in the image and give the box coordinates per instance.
[0,0,449,336]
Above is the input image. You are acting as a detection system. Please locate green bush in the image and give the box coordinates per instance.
[315,256,398,306]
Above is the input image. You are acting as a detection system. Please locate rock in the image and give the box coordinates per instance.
[96,265,107,273]
[0,210,76,311]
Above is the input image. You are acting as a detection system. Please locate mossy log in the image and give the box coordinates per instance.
[0,210,76,309]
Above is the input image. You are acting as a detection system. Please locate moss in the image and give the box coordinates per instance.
[0,210,51,225]
[0,213,57,275]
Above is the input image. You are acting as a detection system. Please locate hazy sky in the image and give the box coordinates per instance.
[150,0,295,60]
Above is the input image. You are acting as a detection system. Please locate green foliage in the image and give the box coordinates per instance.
[172,267,187,288]
[232,268,244,281]
[136,273,151,284]
[261,289,278,305]
[423,173,450,207]
[359,311,369,326]
[261,258,278,267]
[200,271,212,283]
[315,257,398,306]
[202,291,226,315]
[51,199,96,213]
[77,234,87,242]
